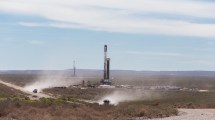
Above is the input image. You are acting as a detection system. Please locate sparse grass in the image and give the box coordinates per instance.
[0,93,179,120]
[0,98,113,120]
[154,91,215,108]
[115,101,178,119]
[43,88,114,100]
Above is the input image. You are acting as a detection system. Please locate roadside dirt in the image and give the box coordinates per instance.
[136,109,215,120]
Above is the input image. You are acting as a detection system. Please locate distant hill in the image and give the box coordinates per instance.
[1,69,215,77]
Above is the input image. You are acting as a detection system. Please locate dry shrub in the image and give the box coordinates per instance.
[115,101,178,119]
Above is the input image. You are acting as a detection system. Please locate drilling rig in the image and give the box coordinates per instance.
[100,45,112,85]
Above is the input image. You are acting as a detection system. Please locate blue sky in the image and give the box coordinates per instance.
[0,0,215,71]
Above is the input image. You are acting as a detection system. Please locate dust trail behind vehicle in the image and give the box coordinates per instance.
[0,80,52,99]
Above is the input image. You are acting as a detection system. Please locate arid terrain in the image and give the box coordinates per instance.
[0,71,215,120]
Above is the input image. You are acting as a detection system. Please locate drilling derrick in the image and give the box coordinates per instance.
[101,45,112,85]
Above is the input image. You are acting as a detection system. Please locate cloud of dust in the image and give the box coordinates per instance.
[24,71,82,92]
[98,89,159,105]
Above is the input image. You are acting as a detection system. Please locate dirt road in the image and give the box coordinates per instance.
[0,80,52,99]
[142,109,215,120]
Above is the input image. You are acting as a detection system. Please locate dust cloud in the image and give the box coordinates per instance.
[24,72,81,92]
[98,89,159,105]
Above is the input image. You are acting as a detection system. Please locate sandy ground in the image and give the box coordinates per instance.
[137,109,215,120]
[0,80,52,99]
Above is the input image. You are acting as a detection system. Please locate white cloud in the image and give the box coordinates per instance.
[28,40,46,45]
[183,60,215,66]
[127,51,181,56]
[1,0,215,38]
[19,22,45,27]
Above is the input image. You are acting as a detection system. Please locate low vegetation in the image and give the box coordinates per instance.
[0,97,178,120]
[153,91,215,108]
[43,87,114,100]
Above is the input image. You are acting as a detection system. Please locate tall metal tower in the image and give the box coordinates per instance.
[73,60,76,76]
[101,45,112,85]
